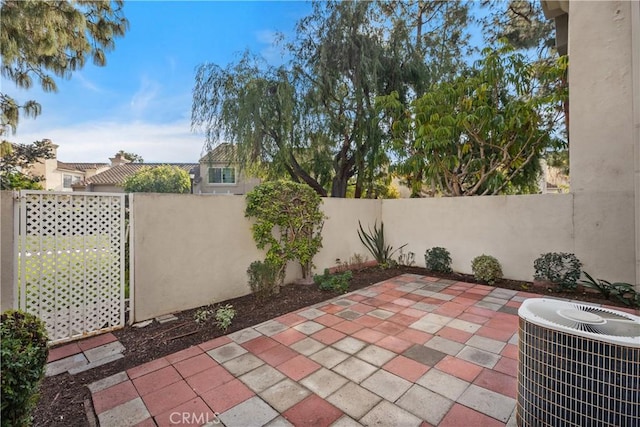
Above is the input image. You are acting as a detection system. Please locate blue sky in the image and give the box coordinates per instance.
[4,1,313,163]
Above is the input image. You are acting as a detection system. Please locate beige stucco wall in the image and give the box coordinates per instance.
[0,191,16,311]
[382,195,575,281]
[195,163,260,195]
[568,0,638,286]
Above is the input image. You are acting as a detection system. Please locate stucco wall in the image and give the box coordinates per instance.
[0,191,16,311]
[568,0,638,285]
[382,195,575,280]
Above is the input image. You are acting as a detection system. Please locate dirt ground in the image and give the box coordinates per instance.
[33,265,626,426]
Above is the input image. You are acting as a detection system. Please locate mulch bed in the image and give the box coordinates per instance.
[33,265,629,426]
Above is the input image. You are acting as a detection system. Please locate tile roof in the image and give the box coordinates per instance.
[199,143,236,163]
[87,163,199,185]
[57,161,109,172]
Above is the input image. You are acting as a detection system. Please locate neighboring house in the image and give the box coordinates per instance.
[78,153,198,193]
[195,143,260,195]
[28,142,110,191]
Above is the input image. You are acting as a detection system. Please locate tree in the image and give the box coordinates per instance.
[1,0,129,135]
[0,139,53,190]
[122,165,190,194]
[379,44,567,196]
[245,181,325,285]
[117,150,143,163]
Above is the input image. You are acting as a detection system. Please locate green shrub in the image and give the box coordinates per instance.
[247,260,282,300]
[533,252,582,289]
[471,255,503,285]
[314,269,353,293]
[397,248,415,267]
[1,310,49,427]
[424,247,452,273]
[215,304,236,332]
[580,272,639,307]
[357,221,405,268]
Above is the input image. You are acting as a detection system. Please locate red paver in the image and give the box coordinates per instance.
[362,297,390,307]
[486,314,519,331]
[350,303,374,314]
[465,306,498,318]
[311,328,346,345]
[392,298,416,307]
[388,313,421,327]
[166,346,204,364]
[435,356,483,382]
[332,320,364,335]
[440,288,462,296]
[92,380,139,414]
[353,315,384,328]
[473,369,518,399]
[376,335,413,353]
[384,289,409,298]
[449,296,478,307]
[77,333,118,352]
[278,313,307,326]
[459,292,484,300]
[200,378,254,414]
[383,355,430,382]
[47,342,82,363]
[185,365,234,394]
[127,357,170,380]
[142,380,197,416]
[314,313,343,327]
[397,328,432,345]
[433,303,465,318]
[174,353,218,378]
[133,366,182,396]
[283,394,343,427]
[348,294,367,302]
[402,293,424,302]
[439,403,504,427]
[242,336,279,354]
[379,303,406,313]
[277,355,321,381]
[198,336,231,352]
[375,293,397,303]
[467,287,491,295]
[437,326,472,344]
[506,300,522,309]
[494,356,518,378]
[353,328,387,344]
[318,304,344,314]
[501,343,518,360]
[399,307,426,318]
[476,326,514,342]
[421,297,448,305]
[257,344,298,367]
[374,321,405,336]
[272,328,307,346]
[154,397,217,427]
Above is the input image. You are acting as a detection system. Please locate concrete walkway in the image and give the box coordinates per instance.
[85,274,619,426]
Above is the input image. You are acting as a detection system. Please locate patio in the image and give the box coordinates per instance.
[83,274,534,427]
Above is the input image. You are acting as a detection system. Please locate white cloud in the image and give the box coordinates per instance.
[74,72,103,93]
[129,76,161,116]
[9,118,205,164]
[255,29,285,65]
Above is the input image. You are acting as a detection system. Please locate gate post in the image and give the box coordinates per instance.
[0,191,17,311]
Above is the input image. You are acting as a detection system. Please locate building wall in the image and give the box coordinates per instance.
[568,0,638,285]
[195,163,260,195]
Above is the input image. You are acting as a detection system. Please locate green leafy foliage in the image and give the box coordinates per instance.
[580,272,639,307]
[314,269,352,293]
[245,181,326,283]
[397,248,415,267]
[0,140,53,190]
[122,165,190,194]
[1,0,128,135]
[357,221,406,268]
[215,304,236,332]
[471,255,503,285]
[533,252,582,289]
[1,310,49,427]
[247,260,282,300]
[424,247,453,273]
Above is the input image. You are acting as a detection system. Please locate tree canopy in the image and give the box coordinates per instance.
[1,0,129,135]
[117,150,144,163]
[122,165,191,194]
[0,139,53,190]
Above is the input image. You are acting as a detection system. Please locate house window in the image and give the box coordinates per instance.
[208,167,235,184]
[63,174,81,188]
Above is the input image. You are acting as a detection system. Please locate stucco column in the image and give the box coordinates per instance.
[569,1,638,286]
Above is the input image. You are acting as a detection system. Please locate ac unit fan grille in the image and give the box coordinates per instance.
[517,317,640,426]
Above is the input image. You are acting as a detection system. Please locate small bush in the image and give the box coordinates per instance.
[534,252,582,289]
[357,221,405,268]
[247,260,281,300]
[424,247,452,273]
[1,310,49,427]
[471,255,503,285]
[215,304,236,332]
[314,269,353,293]
[580,272,639,307]
[397,248,415,267]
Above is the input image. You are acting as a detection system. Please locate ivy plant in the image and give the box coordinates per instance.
[245,181,326,287]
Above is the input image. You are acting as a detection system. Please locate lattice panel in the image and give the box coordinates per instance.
[18,191,126,344]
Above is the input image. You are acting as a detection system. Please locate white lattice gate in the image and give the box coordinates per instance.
[17,191,127,344]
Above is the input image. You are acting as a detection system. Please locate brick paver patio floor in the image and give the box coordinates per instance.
[86,274,637,426]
